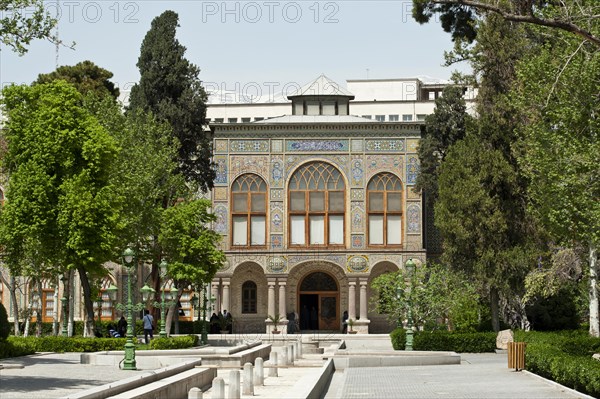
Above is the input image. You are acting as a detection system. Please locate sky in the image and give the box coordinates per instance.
[0,0,470,102]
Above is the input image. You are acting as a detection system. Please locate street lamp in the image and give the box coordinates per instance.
[199,283,216,345]
[60,275,68,337]
[114,248,154,371]
[405,258,416,351]
[152,260,177,338]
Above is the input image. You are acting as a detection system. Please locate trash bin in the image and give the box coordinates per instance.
[507,342,526,371]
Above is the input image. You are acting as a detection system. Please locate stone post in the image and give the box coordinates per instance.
[243,363,254,396]
[348,281,357,321]
[268,352,278,377]
[228,370,240,399]
[254,357,264,386]
[280,346,288,366]
[188,387,202,399]
[288,344,295,365]
[212,377,225,399]
[297,338,303,358]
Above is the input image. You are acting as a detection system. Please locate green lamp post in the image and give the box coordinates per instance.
[153,260,177,338]
[200,283,216,345]
[60,275,68,337]
[404,258,416,351]
[115,248,154,371]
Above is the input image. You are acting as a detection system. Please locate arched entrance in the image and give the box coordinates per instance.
[298,271,339,331]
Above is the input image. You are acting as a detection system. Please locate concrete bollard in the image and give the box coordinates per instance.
[280,346,288,366]
[212,377,225,399]
[268,352,278,377]
[254,357,264,386]
[228,370,240,399]
[297,338,302,358]
[288,344,295,365]
[293,341,299,360]
[242,362,254,396]
[189,387,203,399]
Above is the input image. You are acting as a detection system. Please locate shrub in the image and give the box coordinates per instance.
[7,336,127,353]
[150,335,199,350]
[390,328,406,350]
[0,303,10,341]
[0,337,36,359]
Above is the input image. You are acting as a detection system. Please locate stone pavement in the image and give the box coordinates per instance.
[323,353,593,399]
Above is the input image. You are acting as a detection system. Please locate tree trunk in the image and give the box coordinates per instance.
[9,276,20,336]
[36,280,43,337]
[490,287,500,332]
[77,265,96,337]
[165,288,183,336]
[52,278,59,336]
[589,243,599,337]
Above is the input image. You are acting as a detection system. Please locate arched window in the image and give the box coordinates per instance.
[288,162,345,247]
[367,173,402,246]
[231,174,267,247]
[242,281,257,314]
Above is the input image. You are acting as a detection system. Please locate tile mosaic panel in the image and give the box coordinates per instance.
[214,155,228,185]
[267,256,288,273]
[365,139,405,152]
[351,202,365,233]
[286,139,349,152]
[366,155,404,181]
[214,204,228,235]
[285,154,349,176]
[271,235,283,249]
[270,156,284,188]
[351,139,364,152]
[350,189,364,200]
[270,202,284,233]
[407,187,422,200]
[287,254,345,267]
[369,254,401,268]
[270,189,283,200]
[215,140,228,153]
[271,140,283,152]
[406,139,419,153]
[406,156,420,185]
[213,187,228,201]
[347,255,369,273]
[351,155,364,187]
[229,140,269,152]
[351,235,365,249]
[407,203,421,234]
[230,155,269,181]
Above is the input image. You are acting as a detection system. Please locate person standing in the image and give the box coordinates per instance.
[342,310,349,334]
[117,316,127,338]
[143,309,154,344]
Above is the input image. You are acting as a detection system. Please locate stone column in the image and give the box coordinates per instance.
[359,279,368,320]
[222,278,231,313]
[348,280,357,321]
[212,280,220,313]
[278,279,287,319]
[267,280,276,318]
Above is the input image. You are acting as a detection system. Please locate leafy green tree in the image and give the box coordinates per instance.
[35,61,120,99]
[512,29,600,336]
[0,0,58,54]
[0,81,121,336]
[158,199,225,333]
[128,10,214,191]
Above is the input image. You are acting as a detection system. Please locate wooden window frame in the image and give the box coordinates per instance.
[367,173,403,248]
[231,174,267,248]
[288,162,345,248]
[241,281,257,314]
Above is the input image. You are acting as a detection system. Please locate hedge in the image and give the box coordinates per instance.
[390,328,497,353]
[14,320,204,337]
[150,335,199,350]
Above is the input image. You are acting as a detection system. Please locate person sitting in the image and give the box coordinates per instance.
[107,324,121,338]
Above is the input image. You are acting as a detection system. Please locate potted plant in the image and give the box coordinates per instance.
[216,313,232,334]
[348,319,358,334]
[268,314,282,334]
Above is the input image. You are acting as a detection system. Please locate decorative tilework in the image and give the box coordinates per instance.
[351,202,365,233]
[271,140,283,152]
[347,255,369,273]
[365,139,405,152]
[351,155,364,186]
[214,155,228,185]
[407,187,421,200]
[230,156,269,181]
[351,189,364,200]
[365,155,403,181]
[351,235,365,249]
[286,139,349,152]
[214,187,227,201]
[406,156,420,185]
[406,139,419,152]
[229,140,269,152]
[215,140,228,153]
[407,203,421,234]
[369,254,401,268]
[214,205,228,234]
[288,254,345,267]
[271,235,283,249]
[351,139,364,152]
[270,156,284,188]
[267,256,288,273]
[286,155,349,177]
[270,189,283,200]
[270,202,283,233]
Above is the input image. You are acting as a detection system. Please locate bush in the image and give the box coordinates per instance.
[7,336,127,353]
[413,331,497,352]
[150,334,199,350]
[0,303,10,341]
[390,328,406,350]
[0,337,37,359]
[516,330,600,397]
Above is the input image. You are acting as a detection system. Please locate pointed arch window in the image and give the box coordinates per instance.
[288,162,345,247]
[242,281,257,314]
[232,174,267,247]
[367,173,403,246]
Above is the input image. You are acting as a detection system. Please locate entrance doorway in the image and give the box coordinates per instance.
[298,272,339,331]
